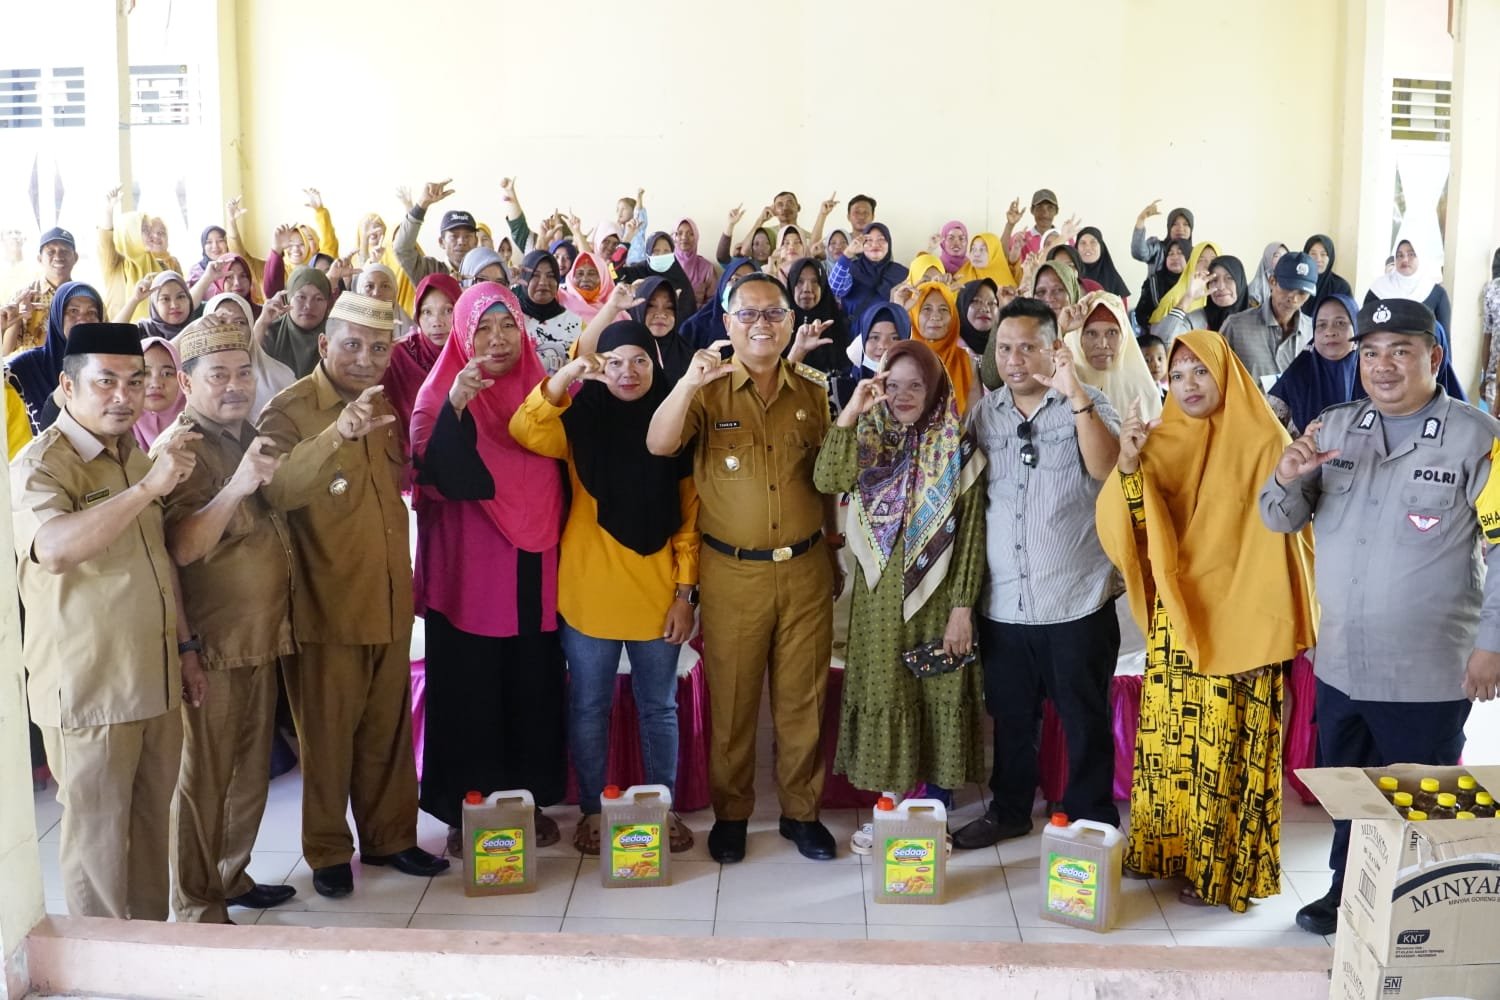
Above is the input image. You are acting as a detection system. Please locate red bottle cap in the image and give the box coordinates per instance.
[602,785,622,799]
[1050,812,1070,827]
[875,796,896,811]
[464,791,483,805]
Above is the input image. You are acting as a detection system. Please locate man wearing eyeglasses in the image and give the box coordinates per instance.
[953,296,1124,850]
[647,273,845,864]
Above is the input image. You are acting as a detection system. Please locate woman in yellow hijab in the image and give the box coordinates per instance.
[906,281,979,414]
[97,188,183,321]
[907,252,946,286]
[968,232,1017,288]
[1096,329,1316,912]
[1147,241,1220,327]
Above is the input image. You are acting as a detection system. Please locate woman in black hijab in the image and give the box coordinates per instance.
[1135,237,1191,332]
[785,256,850,376]
[1076,226,1132,301]
[1300,234,1352,316]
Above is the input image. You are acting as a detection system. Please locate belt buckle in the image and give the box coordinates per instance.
[771,546,793,562]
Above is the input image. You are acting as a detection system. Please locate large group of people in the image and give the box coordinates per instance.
[6,180,1500,940]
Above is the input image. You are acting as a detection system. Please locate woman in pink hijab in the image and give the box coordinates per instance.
[936,220,977,283]
[555,250,616,322]
[673,218,719,309]
[133,335,185,450]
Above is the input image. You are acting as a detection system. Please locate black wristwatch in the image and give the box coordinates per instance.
[676,586,700,607]
[178,635,203,655]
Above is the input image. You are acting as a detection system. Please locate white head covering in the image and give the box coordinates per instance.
[1366,239,1436,305]
[1064,291,1163,420]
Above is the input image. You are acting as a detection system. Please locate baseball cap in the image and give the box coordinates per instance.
[440,210,477,233]
[1273,252,1318,295]
[1031,189,1058,208]
[1355,298,1436,340]
[40,226,76,250]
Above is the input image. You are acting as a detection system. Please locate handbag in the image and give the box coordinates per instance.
[900,639,978,679]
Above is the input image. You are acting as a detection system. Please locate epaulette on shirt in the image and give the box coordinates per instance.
[791,362,829,387]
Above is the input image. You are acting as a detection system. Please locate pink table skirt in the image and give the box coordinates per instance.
[409,640,714,813]
[1037,654,1320,805]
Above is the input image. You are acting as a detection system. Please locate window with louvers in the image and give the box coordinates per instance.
[0,67,85,129]
[1391,77,1451,143]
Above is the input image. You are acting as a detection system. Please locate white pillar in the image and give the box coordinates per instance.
[1336,0,1393,295]
[1443,0,1500,388]
[0,392,43,997]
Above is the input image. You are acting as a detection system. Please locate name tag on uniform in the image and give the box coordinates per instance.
[83,488,110,506]
[1411,467,1458,485]
[714,420,741,430]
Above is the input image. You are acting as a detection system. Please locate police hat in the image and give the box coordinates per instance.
[1355,298,1437,340]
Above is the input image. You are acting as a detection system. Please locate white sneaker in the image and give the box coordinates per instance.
[850,822,874,855]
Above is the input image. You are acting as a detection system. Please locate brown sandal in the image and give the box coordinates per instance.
[572,814,600,855]
[1178,886,1217,907]
[668,812,694,853]
[535,807,561,848]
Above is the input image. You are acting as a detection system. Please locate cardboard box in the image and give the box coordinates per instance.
[1296,764,1500,968]
[1332,928,1500,1000]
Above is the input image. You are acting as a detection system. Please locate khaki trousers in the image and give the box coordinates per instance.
[283,643,418,869]
[170,660,276,923]
[42,710,183,920]
[699,544,833,821]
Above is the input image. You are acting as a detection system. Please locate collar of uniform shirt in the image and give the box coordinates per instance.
[728,356,796,393]
[53,404,131,464]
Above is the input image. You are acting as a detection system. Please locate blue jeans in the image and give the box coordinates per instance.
[560,620,680,816]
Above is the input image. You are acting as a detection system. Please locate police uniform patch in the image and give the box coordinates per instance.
[1407,513,1441,532]
[1421,418,1441,440]
[1357,411,1378,431]
[1411,467,1457,485]
[791,362,829,386]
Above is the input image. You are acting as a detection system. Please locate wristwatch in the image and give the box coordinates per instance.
[178,635,203,655]
[675,586,700,607]
[824,532,847,550]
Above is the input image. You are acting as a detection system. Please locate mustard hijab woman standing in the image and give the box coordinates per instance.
[1096,330,1317,912]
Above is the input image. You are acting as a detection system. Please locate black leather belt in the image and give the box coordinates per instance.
[703,532,823,562]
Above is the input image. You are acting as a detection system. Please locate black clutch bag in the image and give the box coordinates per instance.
[900,640,978,679]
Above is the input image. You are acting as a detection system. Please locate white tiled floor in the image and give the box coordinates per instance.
[31,762,1346,945]
[29,665,1500,944]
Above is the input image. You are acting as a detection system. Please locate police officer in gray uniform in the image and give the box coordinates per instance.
[1259,297,1500,936]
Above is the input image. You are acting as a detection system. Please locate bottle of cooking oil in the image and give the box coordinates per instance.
[462,789,537,896]
[1376,775,1400,802]
[1412,777,1441,814]
[1039,813,1123,933]
[1429,793,1459,820]
[1391,791,1414,818]
[600,784,672,888]
[870,796,947,905]
[1473,792,1496,819]
[1456,775,1479,812]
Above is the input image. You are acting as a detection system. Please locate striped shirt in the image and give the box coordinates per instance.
[969,384,1121,625]
[1220,299,1311,386]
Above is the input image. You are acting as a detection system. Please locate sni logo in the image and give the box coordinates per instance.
[1382,975,1402,993]
[1397,929,1430,945]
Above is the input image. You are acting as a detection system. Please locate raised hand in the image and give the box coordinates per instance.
[336,385,397,440]
[927,233,942,252]
[607,283,643,312]
[272,223,297,253]
[226,196,247,223]
[1033,343,1083,400]
[997,285,1020,308]
[1116,397,1157,473]
[682,341,736,387]
[499,177,517,201]
[1057,300,1089,333]
[303,187,323,210]
[819,191,839,216]
[141,430,202,497]
[726,204,745,230]
[132,276,154,300]
[447,357,495,413]
[261,289,290,324]
[1185,269,1210,304]
[395,185,414,212]
[326,253,356,287]
[202,256,229,285]
[227,436,283,497]
[836,371,890,427]
[843,233,866,259]
[754,205,774,225]
[418,178,455,210]
[788,319,835,363]
[809,239,827,259]
[106,185,123,209]
[1060,215,1081,243]
[1137,199,1162,224]
[1005,197,1023,227]
[891,282,917,308]
[1275,420,1340,485]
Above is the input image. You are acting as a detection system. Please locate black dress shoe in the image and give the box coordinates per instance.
[312,863,353,898]
[708,820,748,863]
[779,817,836,860]
[1296,885,1340,935]
[360,846,451,877]
[226,883,297,909]
[951,808,1033,850]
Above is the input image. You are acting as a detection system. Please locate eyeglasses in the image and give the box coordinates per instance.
[731,307,790,326]
[1018,419,1037,468]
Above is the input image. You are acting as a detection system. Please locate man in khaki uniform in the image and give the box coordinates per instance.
[11,322,206,919]
[256,292,447,897]
[163,316,298,922]
[648,272,844,863]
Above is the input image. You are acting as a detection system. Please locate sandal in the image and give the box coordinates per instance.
[446,825,464,859]
[1178,886,1217,907]
[668,812,695,853]
[535,807,561,848]
[572,814,601,855]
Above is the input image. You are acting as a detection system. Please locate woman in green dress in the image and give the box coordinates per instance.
[814,339,988,851]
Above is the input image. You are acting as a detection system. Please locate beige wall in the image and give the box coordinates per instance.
[233,0,1349,295]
